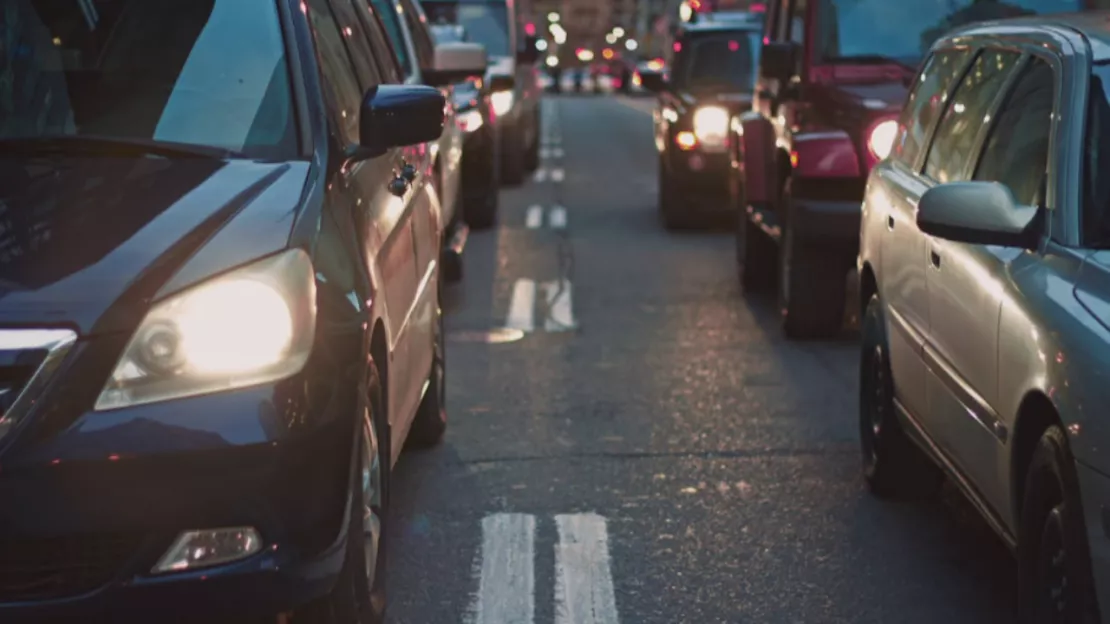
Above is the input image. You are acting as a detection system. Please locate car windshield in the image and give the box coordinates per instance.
[431,24,468,43]
[815,0,1082,68]
[2,0,297,160]
[672,31,760,91]
[421,1,510,57]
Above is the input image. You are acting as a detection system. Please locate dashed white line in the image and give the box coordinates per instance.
[534,168,548,183]
[548,205,567,229]
[554,514,619,624]
[470,513,536,624]
[550,168,565,182]
[553,147,565,158]
[525,205,543,229]
[542,279,576,332]
[506,279,536,331]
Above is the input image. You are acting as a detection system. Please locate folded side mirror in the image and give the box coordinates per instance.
[759,41,797,82]
[917,181,1041,247]
[638,70,666,93]
[357,85,445,156]
[488,74,515,93]
[517,34,539,64]
[425,42,488,87]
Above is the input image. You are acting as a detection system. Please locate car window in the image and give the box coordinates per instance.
[893,48,971,167]
[672,31,761,92]
[400,0,436,69]
[973,57,1053,208]
[366,0,414,76]
[1083,64,1110,245]
[327,0,384,90]
[423,1,512,57]
[0,0,298,160]
[924,48,1021,184]
[786,0,806,74]
[306,0,366,144]
[352,0,405,83]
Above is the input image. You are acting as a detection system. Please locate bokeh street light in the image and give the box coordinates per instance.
[625,38,638,51]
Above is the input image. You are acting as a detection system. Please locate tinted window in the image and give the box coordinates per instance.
[672,32,761,91]
[974,57,1053,207]
[328,0,384,89]
[924,49,1020,184]
[1083,64,1110,245]
[353,0,405,82]
[815,0,1080,67]
[0,0,297,160]
[787,0,806,73]
[400,0,436,68]
[307,0,365,143]
[893,49,970,166]
[423,1,510,56]
[367,0,414,75]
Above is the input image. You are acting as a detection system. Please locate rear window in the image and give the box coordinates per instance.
[672,30,760,92]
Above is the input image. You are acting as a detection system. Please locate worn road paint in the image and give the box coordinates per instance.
[506,279,536,332]
[549,206,567,229]
[553,147,565,159]
[526,205,543,229]
[554,513,619,624]
[534,168,548,183]
[543,280,576,332]
[470,513,536,624]
[550,168,565,182]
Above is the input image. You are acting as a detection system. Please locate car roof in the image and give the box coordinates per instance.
[677,16,762,36]
[941,10,1110,62]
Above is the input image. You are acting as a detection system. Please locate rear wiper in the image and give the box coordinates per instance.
[0,135,245,160]
[824,54,917,73]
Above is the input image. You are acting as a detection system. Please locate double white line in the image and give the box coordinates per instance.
[525,204,567,229]
[470,513,619,624]
[533,168,565,183]
[506,278,575,332]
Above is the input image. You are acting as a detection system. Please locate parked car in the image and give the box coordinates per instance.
[367,0,488,280]
[733,0,1085,339]
[639,15,763,229]
[430,23,505,230]
[858,11,1110,622]
[0,0,479,621]
[422,0,543,185]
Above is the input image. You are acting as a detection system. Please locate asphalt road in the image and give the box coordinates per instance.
[385,95,1016,624]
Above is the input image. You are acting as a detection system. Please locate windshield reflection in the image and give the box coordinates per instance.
[422,1,510,57]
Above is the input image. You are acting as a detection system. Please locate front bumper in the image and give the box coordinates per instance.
[790,196,861,247]
[0,336,361,622]
[663,149,732,210]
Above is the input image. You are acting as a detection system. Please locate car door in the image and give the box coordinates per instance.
[306,0,422,433]
[878,47,971,420]
[924,52,1056,510]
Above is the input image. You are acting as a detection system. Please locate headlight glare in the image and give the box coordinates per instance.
[95,249,316,411]
[867,119,899,160]
[491,90,514,117]
[458,109,484,132]
[692,106,729,149]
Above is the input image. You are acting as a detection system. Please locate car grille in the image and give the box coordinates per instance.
[0,329,77,446]
[0,534,142,602]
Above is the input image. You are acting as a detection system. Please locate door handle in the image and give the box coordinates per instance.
[930,250,941,268]
[887,215,895,230]
[388,176,408,197]
[400,162,417,182]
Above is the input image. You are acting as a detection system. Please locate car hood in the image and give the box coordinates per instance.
[0,155,307,335]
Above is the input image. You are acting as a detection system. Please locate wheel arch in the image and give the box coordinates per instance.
[1010,390,1063,526]
[370,320,390,440]
[859,261,878,313]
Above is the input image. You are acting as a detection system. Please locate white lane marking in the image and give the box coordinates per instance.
[540,147,552,159]
[548,205,567,229]
[542,280,576,332]
[550,168,565,183]
[553,147,565,159]
[534,168,548,183]
[554,514,619,624]
[506,279,536,331]
[471,513,536,624]
[525,205,543,229]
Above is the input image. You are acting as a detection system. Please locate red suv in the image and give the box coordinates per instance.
[733,0,1089,339]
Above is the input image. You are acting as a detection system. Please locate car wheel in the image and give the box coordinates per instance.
[295,366,388,624]
[859,294,942,500]
[738,210,776,293]
[464,140,499,230]
[500,123,525,186]
[1018,426,1099,624]
[407,292,447,448]
[778,184,848,339]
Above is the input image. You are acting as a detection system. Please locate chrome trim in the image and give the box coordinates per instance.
[0,329,78,445]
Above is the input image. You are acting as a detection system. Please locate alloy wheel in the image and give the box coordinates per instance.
[860,345,885,470]
[1035,505,1071,623]
[361,410,386,617]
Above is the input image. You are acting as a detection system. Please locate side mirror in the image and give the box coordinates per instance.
[517,34,539,64]
[759,41,798,81]
[638,70,667,93]
[425,42,488,87]
[488,74,515,93]
[357,85,445,155]
[917,181,1041,247]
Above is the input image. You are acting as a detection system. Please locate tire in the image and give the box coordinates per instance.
[406,290,447,448]
[295,365,388,624]
[524,108,541,172]
[779,186,848,339]
[1017,426,1100,624]
[859,294,943,500]
[738,211,776,293]
[464,133,500,230]
[500,121,525,186]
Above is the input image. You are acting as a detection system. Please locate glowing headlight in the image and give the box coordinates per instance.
[458,109,484,132]
[95,249,316,410]
[692,106,729,150]
[867,119,899,160]
[491,90,514,117]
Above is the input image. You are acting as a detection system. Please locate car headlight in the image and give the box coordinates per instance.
[95,249,316,411]
[458,109,484,132]
[692,105,729,150]
[867,119,899,160]
[491,90,514,117]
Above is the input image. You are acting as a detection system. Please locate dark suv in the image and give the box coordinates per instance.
[640,13,764,229]
[0,0,475,622]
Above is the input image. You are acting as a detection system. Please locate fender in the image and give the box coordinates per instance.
[736,112,776,205]
[791,130,861,183]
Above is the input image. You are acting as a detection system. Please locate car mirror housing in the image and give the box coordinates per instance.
[917,181,1041,248]
[357,85,445,155]
[425,42,488,87]
[759,41,797,82]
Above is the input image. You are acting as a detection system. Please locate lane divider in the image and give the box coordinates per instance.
[502,278,575,333]
[524,205,567,230]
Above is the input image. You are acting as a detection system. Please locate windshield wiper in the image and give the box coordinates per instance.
[0,135,245,160]
[824,54,917,73]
